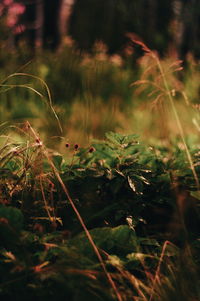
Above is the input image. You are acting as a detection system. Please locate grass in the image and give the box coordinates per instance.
[1,42,199,147]
[0,41,200,300]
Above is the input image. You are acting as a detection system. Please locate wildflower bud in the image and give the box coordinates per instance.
[36,138,42,147]
[65,143,70,148]
[74,144,79,151]
[88,147,95,153]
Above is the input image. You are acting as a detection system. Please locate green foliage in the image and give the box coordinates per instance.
[0,206,23,232]
[0,27,200,299]
[0,129,199,300]
[70,225,138,258]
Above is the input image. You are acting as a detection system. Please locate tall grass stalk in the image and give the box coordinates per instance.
[149,240,173,301]
[26,121,123,301]
[0,72,63,134]
[129,35,200,191]
[155,56,200,190]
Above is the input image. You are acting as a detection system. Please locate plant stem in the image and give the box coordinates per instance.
[46,151,123,301]
[154,54,200,190]
[27,121,123,301]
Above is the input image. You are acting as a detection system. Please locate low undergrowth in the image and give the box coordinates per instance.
[0,126,199,301]
[0,38,200,300]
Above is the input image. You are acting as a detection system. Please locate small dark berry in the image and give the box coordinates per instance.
[36,138,40,144]
[65,143,70,148]
[89,147,95,153]
[74,144,79,150]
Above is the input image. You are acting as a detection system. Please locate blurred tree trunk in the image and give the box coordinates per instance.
[181,0,200,59]
[59,0,75,38]
[147,0,157,42]
[43,0,63,49]
[35,0,44,49]
[20,0,64,50]
[11,0,200,56]
[171,0,184,57]
[171,0,200,59]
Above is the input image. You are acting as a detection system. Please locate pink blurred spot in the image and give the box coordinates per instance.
[6,3,26,28]
[9,3,26,16]
[3,0,13,6]
[6,15,17,27]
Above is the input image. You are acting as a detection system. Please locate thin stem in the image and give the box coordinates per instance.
[45,151,123,301]
[26,121,122,301]
[155,55,200,190]
[39,175,54,223]
[149,241,173,301]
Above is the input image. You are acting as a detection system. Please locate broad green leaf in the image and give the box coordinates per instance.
[70,225,138,257]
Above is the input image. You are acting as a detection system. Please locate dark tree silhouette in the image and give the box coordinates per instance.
[6,0,200,58]
[69,0,172,55]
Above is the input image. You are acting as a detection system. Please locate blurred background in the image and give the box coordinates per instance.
[0,0,200,149]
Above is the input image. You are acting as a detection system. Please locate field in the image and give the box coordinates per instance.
[0,40,200,300]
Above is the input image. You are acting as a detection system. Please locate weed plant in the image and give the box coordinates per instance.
[0,123,199,300]
[0,42,199,146]
[0,41,200,300]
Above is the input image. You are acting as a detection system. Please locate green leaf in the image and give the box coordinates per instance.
[134,174,150,185]
[190,191,200,200]
[121,133,140,144]
[0,206,23,232]
[0,168,18,180]
[105,131,124,145]
[105,131,139,146]
[139,237,160,247]
[70,225,138,258]
[0,206,24,249]
[52,155,63,170]
[128,176,136,192]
